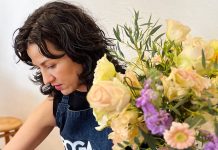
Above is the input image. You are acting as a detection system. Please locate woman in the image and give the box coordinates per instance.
[4,1,123,149]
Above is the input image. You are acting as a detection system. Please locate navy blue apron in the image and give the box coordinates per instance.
[56,95,113,150]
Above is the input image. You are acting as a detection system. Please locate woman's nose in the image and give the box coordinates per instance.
[41,70,55,84]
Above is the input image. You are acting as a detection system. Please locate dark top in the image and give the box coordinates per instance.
[53,91,89,116]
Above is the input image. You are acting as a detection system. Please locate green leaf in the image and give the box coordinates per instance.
[139,41,143,50]
[134,30,139,42]
[201,49,206,68]
[140,50,145,60]
[214,56,218,69]
[148,15,152,25]
[116,42,124,58]
[154,33,165,42]
[130,35,135,45]
[123,141,130,145]
[127,41,136,50]
[148,37,151,47]
[152,42,157,52]
[117,143,125,148]
[113,25,121,42]
[215,119,218,136]
[124,25,130,37]
[140,22,152,26]
[171,107,181,116]
[149,25,162,36]
[134,10,139,41]
[139,128,157,150]
[134,137,141,145]
[173,98,188,109]
[185,115,206,128]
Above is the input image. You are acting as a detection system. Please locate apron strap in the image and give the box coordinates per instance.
[61,95,69,104]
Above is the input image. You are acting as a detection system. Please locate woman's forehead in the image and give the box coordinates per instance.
[27,41,64,56]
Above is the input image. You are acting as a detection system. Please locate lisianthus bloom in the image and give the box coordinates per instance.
[87,78,130,112]
[207,76,218,105]
[117,70,142,97]
[162,68,211,99]
[109,107,143,149]
[164,122,195,149]
[211,76,218,87]
[161,76,188,101]
[199,112,218,134]
[124,70,142,89]
[93,54,116,84]
[166,19,190,43]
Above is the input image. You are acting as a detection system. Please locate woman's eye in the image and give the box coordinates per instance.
[47,64,56,69]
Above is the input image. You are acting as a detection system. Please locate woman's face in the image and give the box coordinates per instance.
[27,41,87,95]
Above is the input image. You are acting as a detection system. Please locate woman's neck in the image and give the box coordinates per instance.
[76,84,87,92]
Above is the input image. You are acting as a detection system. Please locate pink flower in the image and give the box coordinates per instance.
[163,122,195,149]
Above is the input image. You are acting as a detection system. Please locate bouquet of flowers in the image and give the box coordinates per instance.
[87,11,218,150]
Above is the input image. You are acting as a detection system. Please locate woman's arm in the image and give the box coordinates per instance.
[3,96,56,150]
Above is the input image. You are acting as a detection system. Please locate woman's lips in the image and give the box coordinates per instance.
[54,85,62,91]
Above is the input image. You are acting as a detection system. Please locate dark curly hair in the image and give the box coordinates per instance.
[14,1,124,95]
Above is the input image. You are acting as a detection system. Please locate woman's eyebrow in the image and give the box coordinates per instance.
[32,59,50,67]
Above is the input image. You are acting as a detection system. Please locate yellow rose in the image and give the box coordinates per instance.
[87,78,130,112]
[166,19,190,43]
[93,54,116,84]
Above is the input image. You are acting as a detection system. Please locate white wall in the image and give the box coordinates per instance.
[0,0,218,149]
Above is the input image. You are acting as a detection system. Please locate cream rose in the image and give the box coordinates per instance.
[166,19,190,43]
[87,79,130,112]
[93,54,116,84]
[175,37,214,72]
[182,37,214,60]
